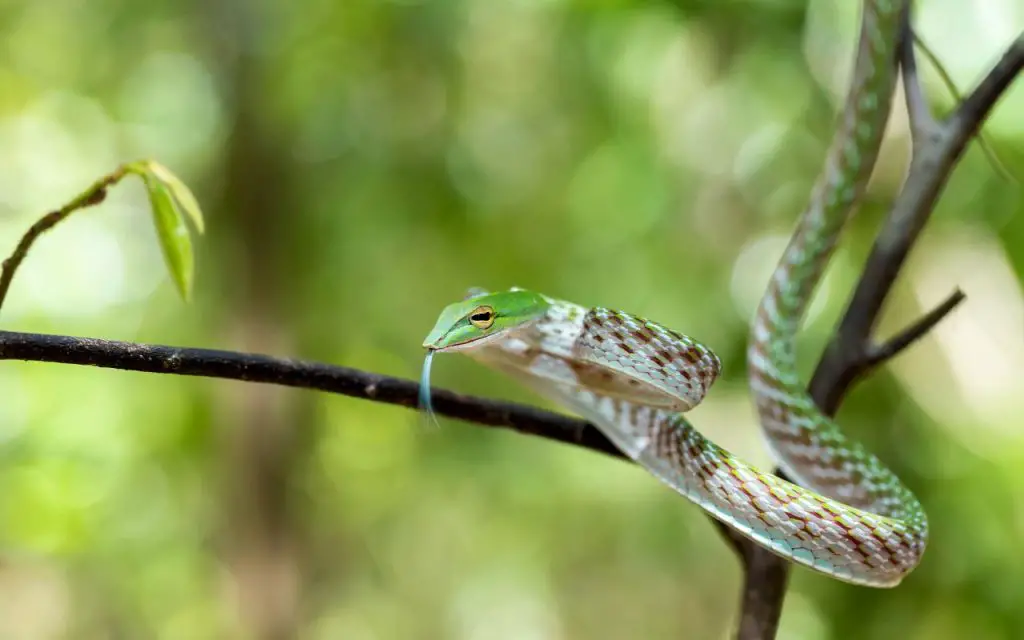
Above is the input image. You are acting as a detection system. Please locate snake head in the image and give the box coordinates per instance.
[423,288,550,352]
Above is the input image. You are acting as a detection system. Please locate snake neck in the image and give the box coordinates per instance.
[749,2,904,376]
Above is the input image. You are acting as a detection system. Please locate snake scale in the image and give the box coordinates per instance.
[422,0,926,588]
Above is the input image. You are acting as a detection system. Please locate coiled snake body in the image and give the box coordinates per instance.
[422,0,926,588]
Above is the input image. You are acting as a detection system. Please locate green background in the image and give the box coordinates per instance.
[0,0,1021,638]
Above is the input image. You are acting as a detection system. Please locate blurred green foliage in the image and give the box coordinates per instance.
[0,0,1021,638]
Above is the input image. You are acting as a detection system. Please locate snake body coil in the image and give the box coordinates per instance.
[423,0,925,587]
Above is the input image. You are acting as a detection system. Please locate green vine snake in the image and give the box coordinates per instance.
[421,0,926,588]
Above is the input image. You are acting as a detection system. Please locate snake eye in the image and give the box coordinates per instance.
[469,306,495,330]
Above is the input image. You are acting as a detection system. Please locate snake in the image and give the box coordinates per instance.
[420,0,926,588]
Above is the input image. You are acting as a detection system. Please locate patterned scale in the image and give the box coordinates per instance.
[439,0,927,588]
[468,296,921,587]
[744,0,928,542]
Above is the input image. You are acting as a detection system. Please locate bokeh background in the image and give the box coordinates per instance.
[0,0,1022,638]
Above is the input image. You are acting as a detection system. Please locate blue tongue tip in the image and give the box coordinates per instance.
[419,350,441,429]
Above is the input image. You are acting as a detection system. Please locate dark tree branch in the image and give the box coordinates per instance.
[735,540,793,638]
[808,287,965,418]
[809,33,1019,415]
[0,329,623,459]
[0,291,970,471]
[0,276,963,472]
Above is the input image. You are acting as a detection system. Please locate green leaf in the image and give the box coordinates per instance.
[144,160,206,233]
[142,173,195,301]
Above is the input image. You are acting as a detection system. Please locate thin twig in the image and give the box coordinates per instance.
[811,288,965,416]
[0,167,127,311]
[867,288,965,366]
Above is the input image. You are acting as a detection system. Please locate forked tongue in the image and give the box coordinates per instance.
[419,349,442,429]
